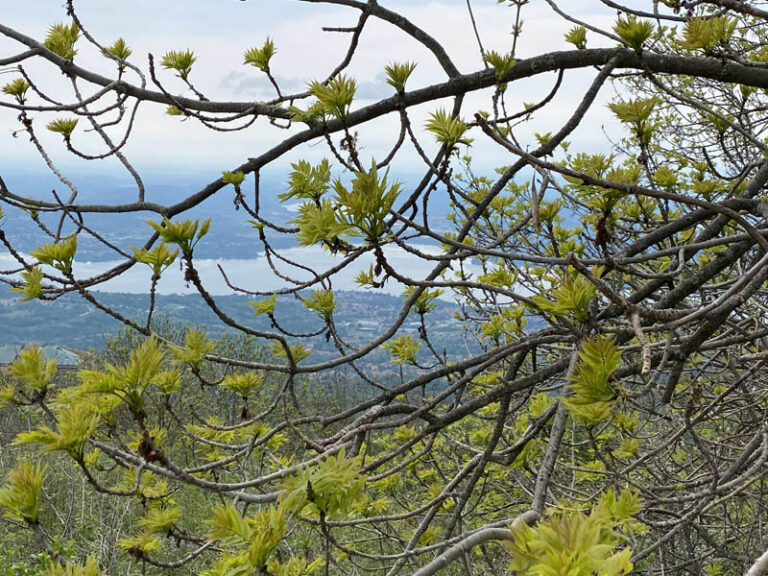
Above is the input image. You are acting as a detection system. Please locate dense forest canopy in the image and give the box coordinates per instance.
[3,0,768,574]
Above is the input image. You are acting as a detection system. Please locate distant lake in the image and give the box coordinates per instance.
[0,244,482,298]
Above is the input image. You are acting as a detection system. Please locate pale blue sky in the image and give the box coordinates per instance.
[1,1,621,175]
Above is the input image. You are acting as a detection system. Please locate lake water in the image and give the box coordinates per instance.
[0,244,482,297]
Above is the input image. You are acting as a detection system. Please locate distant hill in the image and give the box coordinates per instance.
[0,290,476,363]
[0,169,453,260]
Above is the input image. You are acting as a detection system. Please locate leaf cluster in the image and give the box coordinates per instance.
[280,448,366,519]
[333,162,400,242]
[76,336,166,416]
[404,286,444,315]
[2,78,30,104]
[250,294,277,317]
[384,335,419,365]
[31,235,77,274]
[172,329,215,372]
[425,108,472,147]
[302,289,336,322]
[131,243,179,279]
[678,16,737,52]
[530,270,596,323]
[42,557,102,576]
[565,26,587,49]
[614,15,654,52]
[483,50,516,85]
[47,118,79,139]
[43,22,79,59]
[207,504,286,570]
[243,37,276,73]
[564,336,621,425]
[222,170,246,191]
[220,372,263,397]
[507,489,640,575]
[385,61,416,93]
[160,49,196,80]
[15,402,99,460]
[8,344,57,397]
[307,75,356,122]
[279,159,332,203]
[11,266,45,302]
[147,217,210,257]
[0,461,44,524]
[290,161,400,246]
[103,38,132,70]
[608,97,658,146]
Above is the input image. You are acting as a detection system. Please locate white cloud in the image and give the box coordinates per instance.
[0,0,624,174]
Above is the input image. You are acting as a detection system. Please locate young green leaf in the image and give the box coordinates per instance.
[530,271,596,322]
[137,506,181,534]
[678,16,737,52]
[172,329,215,372]
[222,170,246,193]
[507,489,636,575]
[9,344,57,395]
[384,61,416,93]
[608,97,658,125]
[153,369,181,395]
[119,530,162,554]
[270,342,311,364]
[220,372,263,397]
[207,503,253,546]
[384,335,419,365]
[279,159,332,203]
[30,234,77,274]
[302,289,336,321]
[483,50,516,84]
[2,78,30,104]
[43,22,79,59]
[246,506,286,569]
[565,25,587,49]
[0,460,44,524]
[308,75,356,122]
[221,170,245,186]
[103,38,132,61]
[291,198,351,246]
[355,264,378,288]
[608,97,658,145]
[614,15,654,52]
[161,49,196,80]
[77,337,167,416]
[403,286,443,315]
[564,335,622,425]
[42,557,103,576]
[333,160,401,242]
[15,402,99,460]
[280,448,366,519]
[47,118,79,139]
[244,37,276,73]
[147,217,210,256]
[425,109,472,147]
[250,293,277,317]
[12,266,45,301]
[131,243,179,279]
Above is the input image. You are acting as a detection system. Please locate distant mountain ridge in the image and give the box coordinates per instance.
[0,169,452,260]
